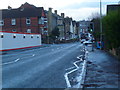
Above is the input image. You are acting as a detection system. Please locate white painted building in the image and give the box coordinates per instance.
[70,21,74,39]
[0,31,41,51]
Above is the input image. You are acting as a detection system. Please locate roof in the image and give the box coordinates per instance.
[64,17,72,24]
[0,2,44,19]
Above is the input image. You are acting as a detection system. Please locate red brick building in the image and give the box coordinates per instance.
[0,2,47,35]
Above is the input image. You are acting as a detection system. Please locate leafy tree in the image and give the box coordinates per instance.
[102,11,120,49]
[91,17,101,41]
[49,26,60,42]
[51,26,60,37]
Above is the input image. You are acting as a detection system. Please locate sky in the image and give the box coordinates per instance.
[0,0,119,21]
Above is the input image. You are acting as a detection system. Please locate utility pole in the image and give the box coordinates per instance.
[100,0,103,49]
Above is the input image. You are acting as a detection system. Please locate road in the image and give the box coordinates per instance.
[2,42,84,88]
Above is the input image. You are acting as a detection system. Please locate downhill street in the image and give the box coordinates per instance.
[2,42,84,88]
[2,42,120,88]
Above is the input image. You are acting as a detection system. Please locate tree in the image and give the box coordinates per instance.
[91,17,101,41]
[49,26,60,42]
[102,11,120,49]
[51,26,60,37]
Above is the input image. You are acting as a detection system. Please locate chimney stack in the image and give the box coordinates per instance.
[49,8,52,12]
[54,10,57,15]
[61,13,65,18]
[8,6,12,10]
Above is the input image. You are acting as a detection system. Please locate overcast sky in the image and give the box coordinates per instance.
[0,0,119,21]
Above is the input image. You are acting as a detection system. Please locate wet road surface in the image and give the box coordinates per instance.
[2,42,84,88]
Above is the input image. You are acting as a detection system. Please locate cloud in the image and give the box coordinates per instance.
[0,0,119,20]
[59,7,99,20]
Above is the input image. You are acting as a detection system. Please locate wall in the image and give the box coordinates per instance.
[2,17,39,34]
[0,31,41,51]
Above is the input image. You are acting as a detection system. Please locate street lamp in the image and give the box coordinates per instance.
[100,0,103,49]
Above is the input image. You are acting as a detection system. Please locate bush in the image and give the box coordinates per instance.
[102,11,120,49]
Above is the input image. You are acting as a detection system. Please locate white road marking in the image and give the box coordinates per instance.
[15,58,20,62]
[64,73,71,88]
[32,54,35,57]
[73,61,80,69]
[64,68,78,88]
[64,59,81,88]
[65,47,88,88]
[77,55,83,59]
[65,67,75,71]
[1,58,20,65]
[74,60,87,88]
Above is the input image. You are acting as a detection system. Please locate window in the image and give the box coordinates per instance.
[26,18,31,25]
[1,34,3,38]
[13,34,16,38]
[12,30,16,32]
[38,17,44,24]
[23,35,26,38]
[31,35,33,38]
[27,29,31,33]
[11,19,16,25]
[38,18,41,24]
[0,20,4,26]
[37,36,39,38]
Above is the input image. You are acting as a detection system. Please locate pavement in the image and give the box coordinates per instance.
[84,45,120,89]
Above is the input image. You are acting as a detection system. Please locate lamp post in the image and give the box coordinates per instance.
[100,0,103,49]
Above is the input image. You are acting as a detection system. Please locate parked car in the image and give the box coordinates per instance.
[83,40,92,46]
[81,39,86,43]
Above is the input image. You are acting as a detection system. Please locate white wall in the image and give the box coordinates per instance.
[70,22,74,39]
[0,32,41,50]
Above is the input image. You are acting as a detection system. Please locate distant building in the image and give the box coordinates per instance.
[107,4,120,14]
[79,20,91,33]
[76,22,80,38]
[64,17,72,40]
[57,13,65,40]
[72,21,77,39]
[46,8,58,36]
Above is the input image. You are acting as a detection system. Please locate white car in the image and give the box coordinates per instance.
[83,40,92,46]
[81,39,86,43]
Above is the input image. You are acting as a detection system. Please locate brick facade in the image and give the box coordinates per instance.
[0,2,47,35]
